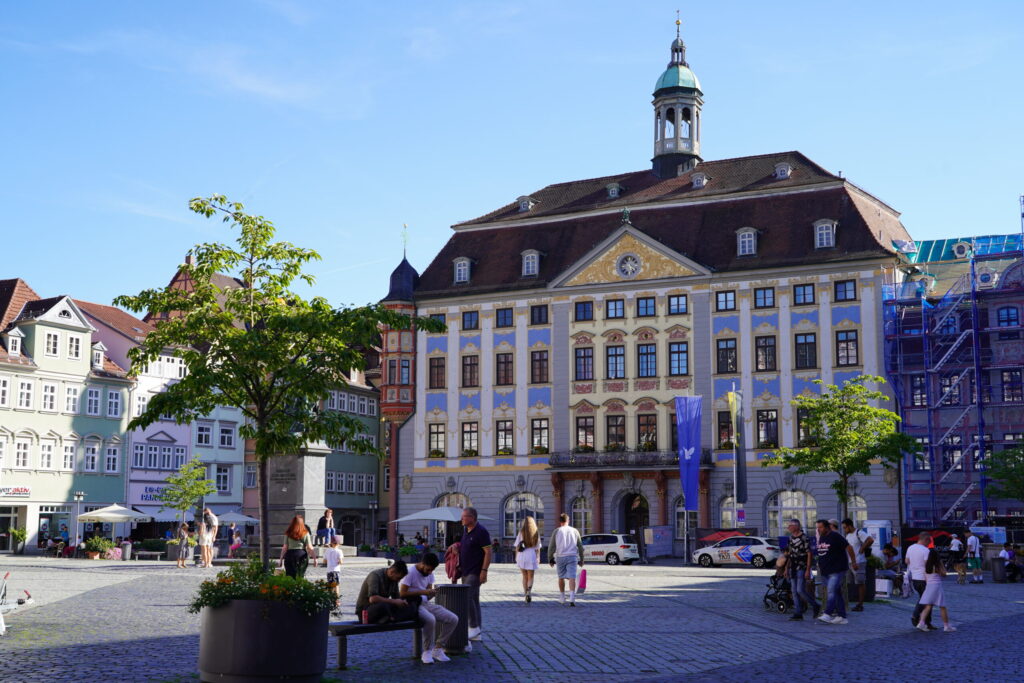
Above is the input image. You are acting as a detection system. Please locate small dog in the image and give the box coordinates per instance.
[955,561,967,585]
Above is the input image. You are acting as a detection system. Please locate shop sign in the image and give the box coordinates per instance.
[0,486,30,497]
[139,485,167,502]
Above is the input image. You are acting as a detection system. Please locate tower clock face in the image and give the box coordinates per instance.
[616,254,641,279]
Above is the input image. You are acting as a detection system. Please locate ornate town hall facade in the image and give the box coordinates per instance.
[381,29,912,554]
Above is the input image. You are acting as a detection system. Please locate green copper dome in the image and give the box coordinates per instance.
[655,64,701,94]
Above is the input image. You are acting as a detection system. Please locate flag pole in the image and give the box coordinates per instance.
[731,382,738,529]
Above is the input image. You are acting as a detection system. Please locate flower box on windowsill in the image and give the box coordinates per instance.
[574,445,595,453]
[530,446,549,455]
[638,441,658,452]
[604,443,625,452]
[757,442,778,450]
[718,440,735,450]
[496,448,514,456]
[460,449,478,458]
[428,450,445,459]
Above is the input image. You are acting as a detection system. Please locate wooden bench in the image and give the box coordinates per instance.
[133,550,164,561]
[328,619,421,669]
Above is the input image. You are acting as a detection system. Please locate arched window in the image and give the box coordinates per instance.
[847,495,868,528]
[675,496,697,540]
[664,108,676,139]
[503,492,544,539]
[433,493,472,543]
[571,496,591,535]
[997,306,1020,340]
[814,220,836,249]
[680,107,692,138]
[736,228,757,257]
[436,493,471,509]
[453,257,470,283]
[765,490,817,538]
[521,251,539,277]
[719,496,735,528]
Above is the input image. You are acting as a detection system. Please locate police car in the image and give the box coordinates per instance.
[692,536,781,569]
[580,533,640,565]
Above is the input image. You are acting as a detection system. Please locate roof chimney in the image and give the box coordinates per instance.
[184,253,193,266]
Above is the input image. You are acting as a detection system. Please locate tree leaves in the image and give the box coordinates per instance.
[985,441,1024,502]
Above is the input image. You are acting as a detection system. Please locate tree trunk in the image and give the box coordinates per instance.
[258,456,271,571]
[840,475,849,520]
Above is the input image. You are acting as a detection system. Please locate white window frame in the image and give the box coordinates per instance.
[39,441,54,469]
[85,388,101,416]
[454,258,470,284]
[216,465,230,492]
[41,383,57,411]
[8,336,20,356]
[65,386,80,413]
[736,228,757,256]
[18,380,33,409]
[814,220,836,249]
[0,377,8,407]
[92,349,104,369]
[107,390,121,418]
[348,394,357,412]
[15,440,31,468]
[105,446,119,473]
[383,465,391,491]
[356,473,366,494]
[358,397,367,415]
[146,445,159,469]
[368,398,377,417]
[133,444,145,468]
[346,472,356,493]
[62,443,76,470]
[136,394,148,417]
[45,332,59,357]
[244,463,257,488]
[67,335,81,359]
[522,250,539,277]
[83,444,98,472]
[160,446,173,470]
[197,424,212,446]
[325,470,336,493]
[219,425,235,448]
[367,473,376,494]
[174,446,187,469]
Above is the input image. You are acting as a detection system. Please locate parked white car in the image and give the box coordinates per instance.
[692,536,781,569]
[580,533,640,565]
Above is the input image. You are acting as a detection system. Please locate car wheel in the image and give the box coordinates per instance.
[698,554,713,568]
[606,553,620,565]
[751,554,767,568]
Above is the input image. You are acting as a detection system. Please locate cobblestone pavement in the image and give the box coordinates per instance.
[1,555,1022,682]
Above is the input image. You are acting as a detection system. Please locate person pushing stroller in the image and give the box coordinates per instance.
[775,518,819,621]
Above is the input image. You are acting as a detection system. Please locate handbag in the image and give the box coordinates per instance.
[577,568,587,594]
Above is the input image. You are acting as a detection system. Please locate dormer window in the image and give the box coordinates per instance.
[92,349,103,369]
[692,172,708,189]
[774,162,792,180]
[736,228,758,257]
[606,183,623,199]
[7,335,21,356]
[453,257,471,284]
[517,195,535,213]
[521,250,539,277]
[814,220,837,249]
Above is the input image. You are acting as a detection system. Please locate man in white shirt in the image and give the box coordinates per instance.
[965,530,983,584]
[841,518,873,612]
[399,552,458,665]
[323,538,344,615]
[998,543,1022,583]
[949,534,966,584]
[547,513,584,606]
[905,532,934,630]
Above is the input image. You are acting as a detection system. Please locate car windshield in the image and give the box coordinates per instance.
[622,535,637,545]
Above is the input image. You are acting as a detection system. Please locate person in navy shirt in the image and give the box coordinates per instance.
[815,519,857,624]
[459,507,491,642]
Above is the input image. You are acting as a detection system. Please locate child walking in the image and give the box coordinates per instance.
[323,537,344,616]
[917,548,955,632]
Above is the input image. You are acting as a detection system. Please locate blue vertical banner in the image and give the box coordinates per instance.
[674,396,702,512]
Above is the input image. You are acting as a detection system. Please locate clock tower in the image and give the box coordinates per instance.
[651,19,703,179]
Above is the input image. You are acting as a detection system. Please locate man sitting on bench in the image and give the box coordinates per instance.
[400,553,457,665]
[355,560,417,625]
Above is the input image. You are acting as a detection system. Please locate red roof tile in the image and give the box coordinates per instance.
[76,300,156,343]
[0,278,42,366]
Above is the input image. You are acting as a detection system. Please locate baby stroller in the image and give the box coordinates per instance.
[763,574,793,614]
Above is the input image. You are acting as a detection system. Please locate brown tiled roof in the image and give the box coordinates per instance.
[17,296,66,321]
[93,355,130,380]
[76,300,156,343]
[0,278,42,367]
[457,151,841,226]
[416,175,911,299]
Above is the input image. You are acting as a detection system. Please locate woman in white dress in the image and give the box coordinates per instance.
[196,521,210,567]
[514,516,542,604]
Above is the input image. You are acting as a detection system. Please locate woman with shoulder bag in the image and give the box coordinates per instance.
[279,515,316,579]
[514,516,542,604]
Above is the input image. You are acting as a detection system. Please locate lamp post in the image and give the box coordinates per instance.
[368,499,378,545]
[73,491,86,550]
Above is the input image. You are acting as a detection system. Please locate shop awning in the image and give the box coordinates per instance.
[133,506,189,523]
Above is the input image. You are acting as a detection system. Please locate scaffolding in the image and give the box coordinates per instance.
[883,217,1024,526]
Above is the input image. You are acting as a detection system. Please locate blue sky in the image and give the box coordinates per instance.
[2,2,1022,309]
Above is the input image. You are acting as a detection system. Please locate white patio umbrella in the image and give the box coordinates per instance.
[77,505,153,523]
[216,511,260,525]
[390,506,494,523]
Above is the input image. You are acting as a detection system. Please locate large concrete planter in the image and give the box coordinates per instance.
[199,600,328,683]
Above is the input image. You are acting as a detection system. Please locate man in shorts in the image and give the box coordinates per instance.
[548,513,584,606]
[842,518,873,612]
[965,530,983,584]
[323,537,343,615]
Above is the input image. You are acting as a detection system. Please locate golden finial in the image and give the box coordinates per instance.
[676,10,681,37]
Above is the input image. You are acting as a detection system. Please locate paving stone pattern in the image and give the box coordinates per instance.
[0,556,1022,682]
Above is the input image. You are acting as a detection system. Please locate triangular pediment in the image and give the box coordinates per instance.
[35,297,95,332]
[146,430,177,443]
[551,223,710,288]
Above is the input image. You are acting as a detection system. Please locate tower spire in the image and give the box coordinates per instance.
[402,223,408,258]
[670,13,687,67]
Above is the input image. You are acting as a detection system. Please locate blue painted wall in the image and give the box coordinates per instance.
[426,337,448,354]
[791,310,819,327]
[459,392,481,412]
[792,376,822,396]
[528,328,551,346]
[714,378,736,400]
[459,334,481,350]
[751,313,779,329]
[831,305,861,326]
[425,393,448,413]
[713,315,740,335]
[527,387,551,407]
[493,332,516,348]
[493,389,515,408]
[753,376,781,398]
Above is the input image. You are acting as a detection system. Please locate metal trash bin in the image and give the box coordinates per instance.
[121,542,132,561]
[434,584,471,655]
[992,560,1007,583]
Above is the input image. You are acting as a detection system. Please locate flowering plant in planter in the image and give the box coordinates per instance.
[189,558,335,617]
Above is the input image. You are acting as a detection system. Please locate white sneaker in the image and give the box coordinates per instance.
[432,648,451,662]
[831,616,848,624]
[467,627,482,641]
[944,625,957,632]
[465,643,473,653]
[421,651,434,664]
[817,613,834,624]
[560,594,566,606]
[916,620,929,632]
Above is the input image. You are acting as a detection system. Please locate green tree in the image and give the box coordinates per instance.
[158,457,217,524]
[761,375,920,518]
[115,194,440,565]
[985,440,1024,502]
